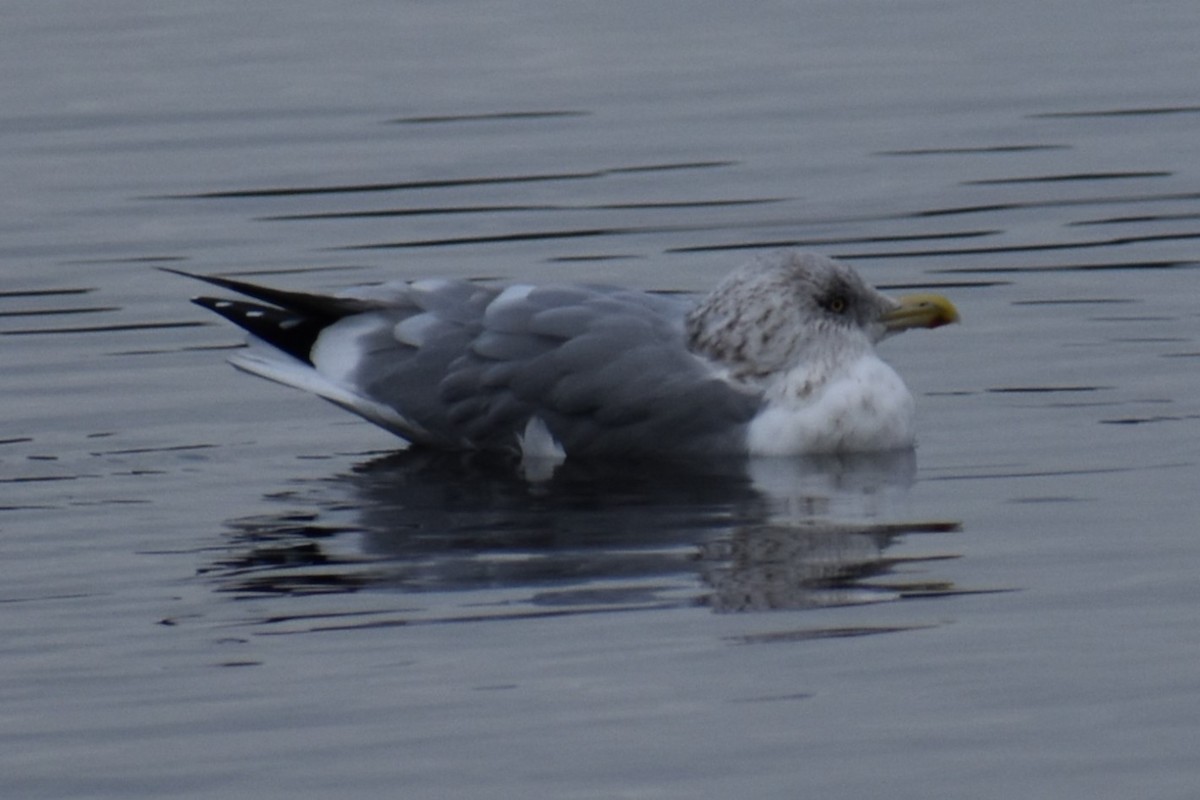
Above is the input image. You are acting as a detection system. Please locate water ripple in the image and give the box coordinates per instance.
[163,160,737,199]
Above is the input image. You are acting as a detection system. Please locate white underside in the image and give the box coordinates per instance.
[744,354,916,455]
[229,348,427,441]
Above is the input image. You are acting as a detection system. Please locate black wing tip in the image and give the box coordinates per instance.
[156,265,199,279]
[190,295,325,363]
[162,267,280,299]
[189,294,238,312]
[157,265,236,288]
[189,294,275,327]
[165,267,377,321]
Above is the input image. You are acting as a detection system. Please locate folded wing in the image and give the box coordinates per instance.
[189,273,761,456]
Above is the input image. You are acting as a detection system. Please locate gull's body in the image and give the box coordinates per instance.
[179,251,957,461]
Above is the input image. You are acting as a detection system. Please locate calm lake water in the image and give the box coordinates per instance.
[4,1,1200,798]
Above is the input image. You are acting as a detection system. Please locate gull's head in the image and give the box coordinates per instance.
[686,250,958,378]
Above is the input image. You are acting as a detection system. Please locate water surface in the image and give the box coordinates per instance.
[3,2,1200,798]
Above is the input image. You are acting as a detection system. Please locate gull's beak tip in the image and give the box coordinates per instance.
[883,293,961,332]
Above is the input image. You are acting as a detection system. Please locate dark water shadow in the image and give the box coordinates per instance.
[162,160,737,200]
[204,451,969,629]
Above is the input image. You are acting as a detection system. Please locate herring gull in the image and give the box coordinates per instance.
[174,250,957,460]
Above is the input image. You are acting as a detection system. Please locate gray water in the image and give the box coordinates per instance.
[4,2,1200,797]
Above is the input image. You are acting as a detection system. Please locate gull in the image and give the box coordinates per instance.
[173,250,957,461]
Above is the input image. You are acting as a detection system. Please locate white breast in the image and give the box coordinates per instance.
[744,354,915,455]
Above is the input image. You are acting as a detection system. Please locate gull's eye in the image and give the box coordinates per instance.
[825,295,847,314]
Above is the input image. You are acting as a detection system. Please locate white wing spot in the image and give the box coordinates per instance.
[409,278,454,295]
[311,312,389,387]
[393,312,439,348]
[518,416,567,461]
[485,284,535,321]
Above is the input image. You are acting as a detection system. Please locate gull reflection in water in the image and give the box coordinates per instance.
[209,449,963,624]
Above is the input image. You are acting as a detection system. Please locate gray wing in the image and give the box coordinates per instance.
[335,280,762,456]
